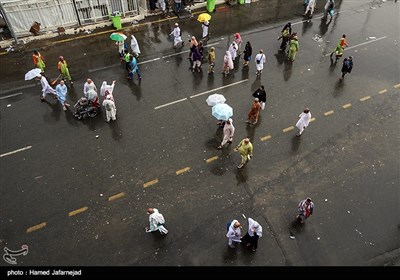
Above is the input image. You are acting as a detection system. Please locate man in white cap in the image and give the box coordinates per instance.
[102,94,117,122]
[170,23,184,48]
[218,118,235,149]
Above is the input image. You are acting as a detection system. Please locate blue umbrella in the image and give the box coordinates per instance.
[212,103,233,121]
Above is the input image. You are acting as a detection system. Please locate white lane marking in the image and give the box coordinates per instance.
[88,64,120,73]
[155,79,248,109]
[88,43,219,72]
[190,79,248,98]
[0,146,32,158]
[0,84,36,95]
[154,98,188,110]
[0,92,22,100]
[324,36,387,56]
[138,58,160,65]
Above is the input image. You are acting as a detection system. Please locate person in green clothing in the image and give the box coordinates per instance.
[57,56,73,85]
[32,49,46,72]
[234,138,253,169]
[288,34,299,62]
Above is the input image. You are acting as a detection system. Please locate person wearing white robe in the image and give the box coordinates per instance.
[228,41,238,61]
[130,35,141,57]
[304,0,317,16]
[145,208,168,235]
[296,108,311,136]
[83,78,97,97]
[170,23,183,48]
[202,21,209,39]
[226,219,242,248]
[116,40,125,57]
[254,49,266,75]
[241,218,262,251]
[102,95,116,122]
[218,118,235,149]
[37,75,56,100]
[100,80,116,101]
[222,51,234,76]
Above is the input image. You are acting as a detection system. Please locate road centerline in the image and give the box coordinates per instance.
[0,146,32,158]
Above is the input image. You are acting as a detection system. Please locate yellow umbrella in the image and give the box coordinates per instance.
[197,13,211,23]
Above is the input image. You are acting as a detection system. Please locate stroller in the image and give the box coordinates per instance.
[73,97,100,120]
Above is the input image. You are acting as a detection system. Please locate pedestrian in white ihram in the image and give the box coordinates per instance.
[100,80,116,101]
[255,49,266,76]
[304,0,317,17]
[202,20,210,39]
[102,95,116,122]
[170,23,184,48]
[36,74,56,101]
[226,219,242,248]
[130,35,141,57]
[145,208,168,235]
[228,41,238,61]
[296,108,311,136]
[241,217,262,252]
[218,118,235,149]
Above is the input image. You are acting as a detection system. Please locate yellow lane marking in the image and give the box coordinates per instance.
[324,110,334,116]
[260,135,272,141]
[26,222,46,233]
[68,206,88,217]
[310,117,316,122]
[108,192,126,201]
[342,103,352,109]
[0,52,7,56]
[144,179,159,188]
[379,89,387,94]
[176,167,190,175]
[206,156,218,163]
[360,96,371,101]
[282,126,294,133]
[394,84,400,89]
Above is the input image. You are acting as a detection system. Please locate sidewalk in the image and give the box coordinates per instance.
[0,0,231,52]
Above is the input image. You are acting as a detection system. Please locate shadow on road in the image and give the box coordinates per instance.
[109,120,123,141]
[283,59,293,81]
[333,79,345,98]
[291,135,301,153]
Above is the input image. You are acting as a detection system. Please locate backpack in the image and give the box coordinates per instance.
[226,221,232,232]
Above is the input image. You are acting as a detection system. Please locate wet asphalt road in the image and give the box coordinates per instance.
[0,0,399,267]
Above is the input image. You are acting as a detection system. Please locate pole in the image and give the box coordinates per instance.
[0,3,18,44]
[72,0,81,26]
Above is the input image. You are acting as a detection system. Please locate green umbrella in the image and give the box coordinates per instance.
[109,32,127,41]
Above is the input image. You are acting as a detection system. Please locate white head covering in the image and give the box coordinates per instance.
[248,218,262,237]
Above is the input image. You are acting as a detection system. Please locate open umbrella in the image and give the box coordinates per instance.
[109,32,127,41]
[25,68,42,80]
[212,103,233,121]
[206,93,226,107]
[197,13,211,23]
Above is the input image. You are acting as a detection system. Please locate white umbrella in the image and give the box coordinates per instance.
[206,93,226,107]
[25,68,42,80]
